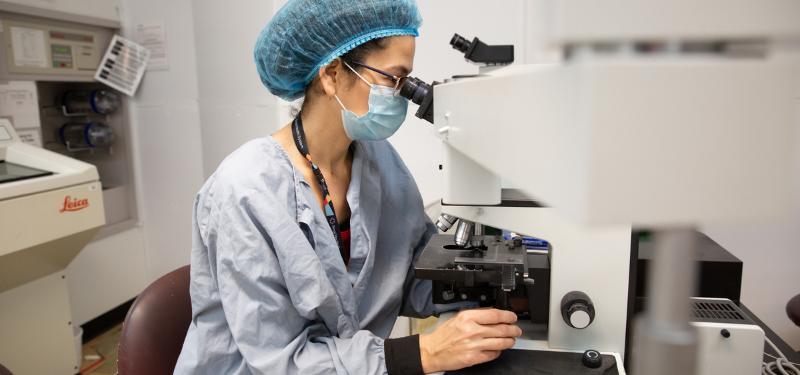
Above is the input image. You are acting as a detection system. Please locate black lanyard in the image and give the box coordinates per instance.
[292,115,347,264]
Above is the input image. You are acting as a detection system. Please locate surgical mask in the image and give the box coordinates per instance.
[335,62,409,141]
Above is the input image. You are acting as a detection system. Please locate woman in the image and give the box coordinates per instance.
[174,1,521,374]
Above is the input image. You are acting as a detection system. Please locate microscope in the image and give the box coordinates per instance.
[398,32,635,372]
[397,1,799,373]
[400,34,565,322]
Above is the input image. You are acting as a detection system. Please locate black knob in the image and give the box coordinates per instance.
[561,291,595,329]
[582,350,602,369]
[721,329,731,338]
[442,290,455,301]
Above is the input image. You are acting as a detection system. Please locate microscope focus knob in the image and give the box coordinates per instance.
[561,291,595,329]
[582,350,602,369]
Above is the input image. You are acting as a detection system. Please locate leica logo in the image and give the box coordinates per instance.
[59,196,89,213]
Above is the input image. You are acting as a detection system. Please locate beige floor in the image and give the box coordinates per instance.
[78,323,122,375]
[412,316,438,335]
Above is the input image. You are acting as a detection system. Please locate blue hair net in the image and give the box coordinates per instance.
[255,0,423,101]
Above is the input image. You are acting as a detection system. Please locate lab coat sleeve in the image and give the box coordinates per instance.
[398,218,477,319]
[200,184,389,375]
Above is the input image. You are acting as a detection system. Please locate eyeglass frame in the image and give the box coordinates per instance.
[342,59,408,98]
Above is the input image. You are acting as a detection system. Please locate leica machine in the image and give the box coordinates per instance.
[0,119,105,374]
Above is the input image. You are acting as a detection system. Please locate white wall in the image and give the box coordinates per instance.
[192,0,281,178]
[120,0,205,281]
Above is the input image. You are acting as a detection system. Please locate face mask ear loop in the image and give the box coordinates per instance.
[334,94,347,111]
[342,60,372,87]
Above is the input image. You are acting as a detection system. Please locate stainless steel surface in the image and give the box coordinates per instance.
[451,237,527,292]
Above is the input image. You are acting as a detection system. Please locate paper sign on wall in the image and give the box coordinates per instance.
[135,20,169,71]
[10,26,47,68]
[0,81,42,147]
[94,35,150,97]
[0,81,41,130]
[16,128,42,147]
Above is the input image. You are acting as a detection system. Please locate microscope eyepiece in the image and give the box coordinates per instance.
[450,33,471,53]
[398,76,431,106]
[397,76,436,123]
[450,33,514,65]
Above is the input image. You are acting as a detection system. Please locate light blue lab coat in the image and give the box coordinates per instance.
[174,137,458,375]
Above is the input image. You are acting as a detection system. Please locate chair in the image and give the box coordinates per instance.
[0,363,14,375]
[788,294,800,327]
[118,265,192,375]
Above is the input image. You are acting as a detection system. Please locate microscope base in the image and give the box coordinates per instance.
[429,312,626,375]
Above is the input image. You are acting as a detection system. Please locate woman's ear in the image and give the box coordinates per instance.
[319,59,343,98]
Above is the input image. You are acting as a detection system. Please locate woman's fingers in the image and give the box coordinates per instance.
[481,323,523,338]
[477,338,517,351]
[422,309,522,372]
[465,308,518,325]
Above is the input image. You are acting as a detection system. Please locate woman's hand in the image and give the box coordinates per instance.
[418,308,522,373]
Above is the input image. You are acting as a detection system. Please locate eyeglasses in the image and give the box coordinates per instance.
[342,59,408,98]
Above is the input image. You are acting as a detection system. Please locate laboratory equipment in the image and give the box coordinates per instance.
[0,13,138,233]
[396,33,513,124]
[62,89,121,114]
[635,232,744,304]
[433,297,766,375]
[449,33,514,66]
[397,76,436,123]
[1,19,102,77]
[0,7,138,375]
[688,298,765,375]
[0,119,105,374]
[410,0,800,372]
[58,121,115,149]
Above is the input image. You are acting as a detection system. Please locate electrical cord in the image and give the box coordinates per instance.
[765,352,800,367]
[762,337,800,375]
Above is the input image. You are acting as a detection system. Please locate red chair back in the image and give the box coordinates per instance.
[0,363,14,375]
[118,265,192,375]
[788,294,800,327]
